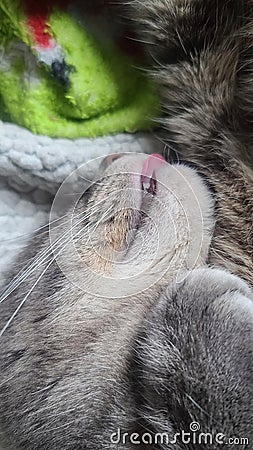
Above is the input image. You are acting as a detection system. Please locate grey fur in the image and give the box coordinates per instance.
[130,268,253,449]
[0,155,215,449]
[0,1,253,449]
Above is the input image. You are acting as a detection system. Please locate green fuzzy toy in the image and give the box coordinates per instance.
[0,1,158,138]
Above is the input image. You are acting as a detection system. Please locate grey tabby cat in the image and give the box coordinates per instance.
[0,1,252,450]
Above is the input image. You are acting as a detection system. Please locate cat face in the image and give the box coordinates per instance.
[51,153,215,298]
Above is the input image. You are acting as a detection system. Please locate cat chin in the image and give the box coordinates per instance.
[62,155,216,298]
[114,162,215,289]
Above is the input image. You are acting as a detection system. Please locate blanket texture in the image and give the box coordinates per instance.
[0,120,161,280]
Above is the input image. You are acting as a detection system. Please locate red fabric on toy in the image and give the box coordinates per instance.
[23,0,70,47]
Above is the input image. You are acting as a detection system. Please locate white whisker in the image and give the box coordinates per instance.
[0,204,113,335]
[0,259,52,336]
[0,213,68,243]
[0,213,86,305]
[0,194,112,304]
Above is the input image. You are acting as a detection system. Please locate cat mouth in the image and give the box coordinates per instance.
[126,154,167,233]
[140,153,165,195]
[97,153,168,254]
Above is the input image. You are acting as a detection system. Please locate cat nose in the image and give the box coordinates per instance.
[100,153,124,171]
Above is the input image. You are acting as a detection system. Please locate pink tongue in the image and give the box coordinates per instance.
[141,153,166,184]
